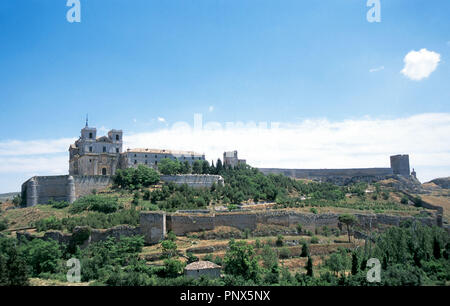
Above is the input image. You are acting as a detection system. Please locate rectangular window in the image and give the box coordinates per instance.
[103,147,106,153]
[89,147,93,152]
[116,148,119,153]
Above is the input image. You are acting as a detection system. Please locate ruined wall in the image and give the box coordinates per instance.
[258,168,393,184]
[215,213,258,231]
[160,174,224,188]
[139,210,439,243]
[140,212,166,244]
[167,214,215,235]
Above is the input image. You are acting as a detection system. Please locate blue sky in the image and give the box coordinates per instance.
[0,0,450,192]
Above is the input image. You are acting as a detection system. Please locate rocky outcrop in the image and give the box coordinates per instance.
[427,177,450,189]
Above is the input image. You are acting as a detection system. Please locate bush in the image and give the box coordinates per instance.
[296,224,303,234]
[35,216,63,232]
[278,247,291,259]
[310,236,319,244]
[301,243,310,257]
[164,258,185,278]
[18,238,62,276]
[69,195,120,214]
[276,235,284,247]
[161,240,177,258]
[0,219,8,231]
[49,200,69,209]
[0,236,29,285]
[113,165,160,190]
[310,207,318,214]
[400,196,409,205]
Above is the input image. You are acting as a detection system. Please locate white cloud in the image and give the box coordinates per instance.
[401,48,441,81]
[209,106,214,112]
[1,113,450,192]
[157,117,166,123]
[369,66,384,73]
[0,138,75,156]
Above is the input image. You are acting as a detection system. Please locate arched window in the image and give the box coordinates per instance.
[102,168,107,176]
[116,135,119,141]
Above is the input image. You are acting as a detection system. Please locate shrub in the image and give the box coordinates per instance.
[0,236,29,285]
[69,195,120,214]
[12,195,22,207]
[276,235,284,247]
[310,207,318,214]
[49,200,69,209]
[113,165,160,190]
[161,240,177,258]
[310,236,319,244]
[0,219,8,231]
[18,239,62,276]
[35,216,63,232]
[301,243,310,257]
[296,224,303,234]
[278,247,291,259]
[163,258,185,278]
[400,196,409,205]
[186,252,198,264]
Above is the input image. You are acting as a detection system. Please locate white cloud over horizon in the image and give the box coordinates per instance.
[1,113,450,193]
[401,48,441,81]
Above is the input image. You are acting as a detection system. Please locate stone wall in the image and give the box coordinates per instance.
[21,175,113,207]
[167,214,215,235]
[139,210,439,244]
[73,175,113,198]
[140,212,166,244]
[258,168,394,185]
[160,174,224,188]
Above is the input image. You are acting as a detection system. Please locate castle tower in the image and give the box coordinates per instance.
[26,177,38,207]
[390,154,410,176]
[67,176,76,204]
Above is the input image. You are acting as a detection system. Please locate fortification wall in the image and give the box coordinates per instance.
[21,175,113,206]
[215,213,258,231]
[167,214,215,235]
[73,176,113,198]
[160,174,224,188]
[140,212,166,244]
[259,167,393,180]
[26,176,69,205]
[139,210,438,244]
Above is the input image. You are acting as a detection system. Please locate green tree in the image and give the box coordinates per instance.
[19,238,62,276]
[0,236,29,285]
[338,214,357,243]
[161,240,178,259]
[158,158,182,175]
[223,239,261,282]
[351,252,359,275]
[306,256,314,277]
[192,160,202,174]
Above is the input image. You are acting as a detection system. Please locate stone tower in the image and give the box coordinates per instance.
[390,154,410,176]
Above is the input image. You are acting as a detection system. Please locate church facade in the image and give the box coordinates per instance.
[69,123,205,176]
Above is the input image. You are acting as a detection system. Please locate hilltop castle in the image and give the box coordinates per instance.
[21,122,416,207]
[69,123,205,176]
